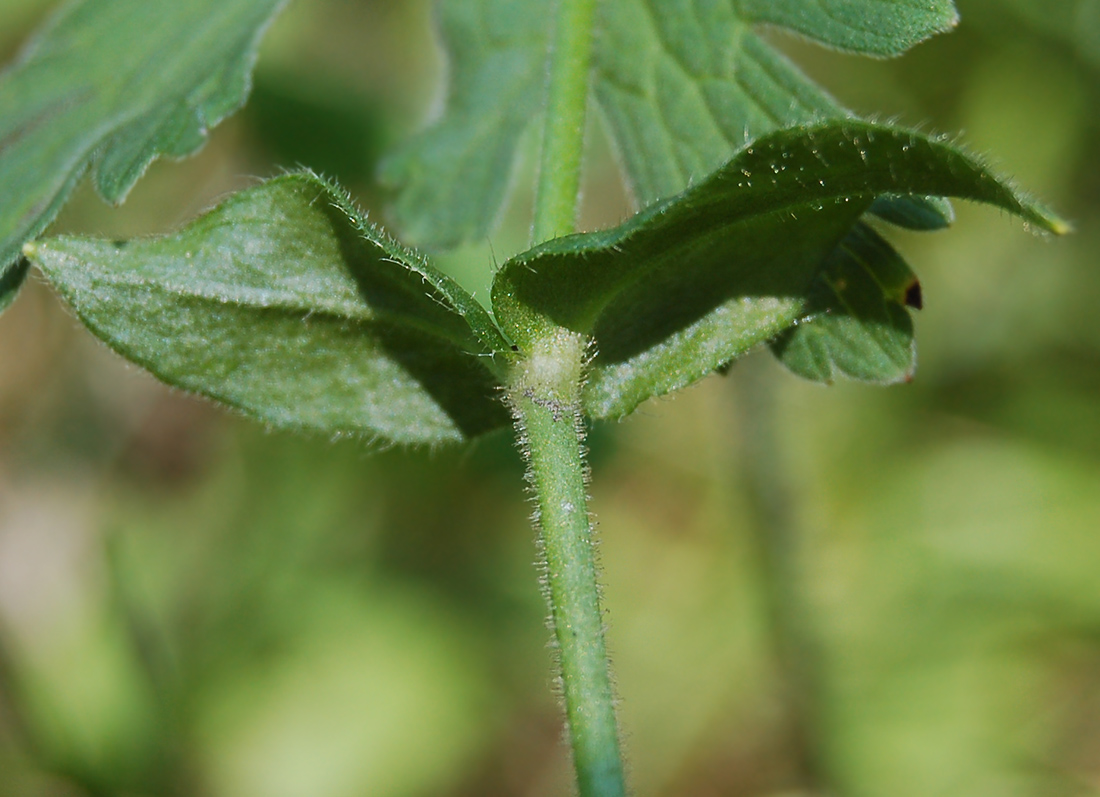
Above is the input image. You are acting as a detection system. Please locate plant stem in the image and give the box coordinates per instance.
[508,329,625,797]
[0,623,41,762]
[523,3,624,793]
[735,359,835,792]
[532,0,597,245]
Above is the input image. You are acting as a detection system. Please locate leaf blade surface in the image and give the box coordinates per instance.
[25,174,511,444]
[769,222,920,384]
[733,0,958,56]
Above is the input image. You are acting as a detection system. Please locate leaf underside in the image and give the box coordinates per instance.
[0,0,289,311]
[491,121,1066,420]
[25,174,512,445]
[380,0,959,250]
[769,222,920,384]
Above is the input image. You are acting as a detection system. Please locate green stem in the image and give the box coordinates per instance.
[532,0,597,244]
[735,360,834,792]
[0,622,41,761]
[508,329,625,797]
[523,2,623,792]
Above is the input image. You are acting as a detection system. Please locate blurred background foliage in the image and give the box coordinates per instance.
[0,0,1098,794]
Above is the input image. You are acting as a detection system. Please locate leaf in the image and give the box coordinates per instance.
[491,121,1067,420]
[378,0,548,249]
[0,0,289,299]
[380,0,956,249]
[869,194,955,230]
[0,257,30,315]
[732,0,958,57]
[23,173,512,445]
[769,222,921,384]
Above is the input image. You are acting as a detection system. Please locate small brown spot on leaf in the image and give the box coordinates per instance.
[905,279,923,310]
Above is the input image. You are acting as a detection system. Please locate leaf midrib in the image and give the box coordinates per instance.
[45,255,490,357]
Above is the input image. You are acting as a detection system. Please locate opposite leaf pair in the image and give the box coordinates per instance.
[24,120,1066,446]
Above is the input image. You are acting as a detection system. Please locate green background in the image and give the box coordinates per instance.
[0,0,1098,794]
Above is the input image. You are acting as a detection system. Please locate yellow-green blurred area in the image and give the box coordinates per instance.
[1,0,1099,794]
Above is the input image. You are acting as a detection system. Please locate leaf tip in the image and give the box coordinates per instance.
[1022,203,1073,236]
[21,240,39,259]
[1046,215,1074,237]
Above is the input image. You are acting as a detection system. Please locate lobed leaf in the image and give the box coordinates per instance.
[0,0,289,311]
[377,0,547,249]
[24,173,512,444]
[491,121,1067,420]
[381,0,957,249]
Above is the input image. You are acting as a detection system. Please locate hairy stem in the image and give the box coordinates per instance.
[508,329,625,797]
[523,3,624,793]
[532,0,597,244]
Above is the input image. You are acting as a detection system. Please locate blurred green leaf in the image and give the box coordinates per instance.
[770,222,920,384]
[0,255,29,313]
[380,0,958,249]
[0,0,289,298]
[733,0,958,56]
[377,0,546,249]
[491,121,1066,420]
[24,173,511,444]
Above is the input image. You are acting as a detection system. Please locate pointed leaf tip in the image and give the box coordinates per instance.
[1047,216,1074,236]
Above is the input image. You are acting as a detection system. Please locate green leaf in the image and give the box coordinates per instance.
[378,0,548,249]
[733,0,958,57]
[769,222,921,384]
[0,257,30,314]
[491,121,1067,420]
[24,173,512,445]
[869,194,955,230]
[380,0,956,249]
[0,0,289,292]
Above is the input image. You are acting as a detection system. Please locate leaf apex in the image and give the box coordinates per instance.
[1046,215,1074,237]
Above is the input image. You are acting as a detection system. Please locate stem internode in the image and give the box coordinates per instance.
[508,329,625,797]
